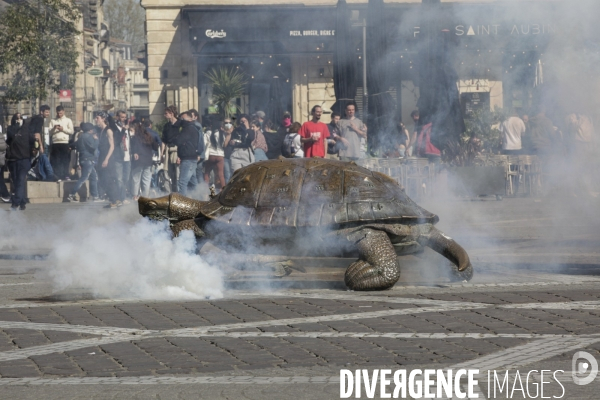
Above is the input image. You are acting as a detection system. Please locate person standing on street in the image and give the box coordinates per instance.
[6,105,46,210]
[326,112,348,160]
[406,110,420,157]
[251,120,269,162]
[66,123,100,202]
[49,106,74,180]
[161,106,180,191]
[96,112,119,209]
[338,103,367,161]
[203,120,228,191]
[229,115,255,171]
[131,121,159,199]
[500,110,526,155]
[189,109,206,185]
[108,110,130,204]
[298,105,330,158]
[176,111,200,196]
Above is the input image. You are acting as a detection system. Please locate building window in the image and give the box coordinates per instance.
[162,70,168,80]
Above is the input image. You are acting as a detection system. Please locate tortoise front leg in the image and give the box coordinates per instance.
[170,220,205,238]
[344,229,399,291]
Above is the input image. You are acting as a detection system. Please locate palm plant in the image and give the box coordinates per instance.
[204,67,247,119]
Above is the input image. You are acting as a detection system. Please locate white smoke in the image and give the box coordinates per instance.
[0,207,224,300]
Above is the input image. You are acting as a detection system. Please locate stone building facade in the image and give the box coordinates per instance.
[141,0,569,127]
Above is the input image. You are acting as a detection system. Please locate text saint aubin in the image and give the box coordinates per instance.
[413,24,554,37]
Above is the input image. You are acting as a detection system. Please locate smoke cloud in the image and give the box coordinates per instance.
[0,207,224,300]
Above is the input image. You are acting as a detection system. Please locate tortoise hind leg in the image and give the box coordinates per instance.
[344,229,399,291]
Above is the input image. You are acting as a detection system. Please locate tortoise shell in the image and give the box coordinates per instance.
[198,158,438,228]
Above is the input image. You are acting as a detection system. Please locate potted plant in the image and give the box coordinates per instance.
[204,67,247,119]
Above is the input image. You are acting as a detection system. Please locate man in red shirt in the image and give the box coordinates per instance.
[299,105,330,158]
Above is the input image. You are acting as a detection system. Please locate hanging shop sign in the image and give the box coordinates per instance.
[59,89,72,103]
[87,68,103,76]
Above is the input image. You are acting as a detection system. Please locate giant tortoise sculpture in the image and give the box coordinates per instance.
[139,158,473,291]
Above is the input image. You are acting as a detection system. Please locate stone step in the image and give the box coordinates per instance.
[1,174,90,203]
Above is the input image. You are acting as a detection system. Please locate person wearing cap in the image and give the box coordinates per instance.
[66,123,100,202]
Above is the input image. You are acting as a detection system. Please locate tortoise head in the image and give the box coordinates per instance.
[138,194,171,221]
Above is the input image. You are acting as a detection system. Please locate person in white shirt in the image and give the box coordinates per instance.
[203,120,229,190]
[283,122,304,158]
[49,106,74,180]
[500,111,526,155]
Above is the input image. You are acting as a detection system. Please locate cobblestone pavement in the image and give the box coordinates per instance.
[1,199,600,399]
[0,276,599,398]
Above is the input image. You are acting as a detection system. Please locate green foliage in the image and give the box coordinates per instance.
[103,0,145,52]
[0,0,81,103]
[153,118,168,137]
[445,107,503,166]
[204,67,247,119]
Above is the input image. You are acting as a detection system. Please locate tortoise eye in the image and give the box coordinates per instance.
[147,201,157,209]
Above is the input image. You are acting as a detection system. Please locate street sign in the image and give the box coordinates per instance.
[87,68,103,76]
[59,89,72,103]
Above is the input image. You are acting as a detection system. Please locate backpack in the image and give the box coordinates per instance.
[6,118,34,161]
[281,133,298,158]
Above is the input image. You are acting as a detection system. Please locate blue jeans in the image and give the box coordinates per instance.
[131,164,152,197]
[71,160,98,198]
[224,158,232,184]
[7,158,30,207]
[177,159,197,196]
[121,161,131,200]
[113,161,125,201]
[196,160,204,184]
[254,148,268,162]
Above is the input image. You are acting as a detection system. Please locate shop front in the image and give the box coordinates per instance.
[143,1,578,129]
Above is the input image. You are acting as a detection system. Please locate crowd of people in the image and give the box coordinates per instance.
[2,100,593,210]
[0,101,447,210]
[0,105,163,210]
[154,102,372,196]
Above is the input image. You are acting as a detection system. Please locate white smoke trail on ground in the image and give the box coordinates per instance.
[0,207,223,300]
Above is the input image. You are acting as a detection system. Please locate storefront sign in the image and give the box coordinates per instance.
[289,30,335,37]
[414,24,554,38]
[205,29,226,39]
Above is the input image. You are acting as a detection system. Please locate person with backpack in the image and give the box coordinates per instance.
[282,122,303,158]
[5,105,47,210]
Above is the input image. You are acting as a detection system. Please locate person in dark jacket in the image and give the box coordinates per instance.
[66,123,100,202]
[176,111,200,196]
[265,112,291,159]
[96,111,120,209]
[161,105,180,191]
[6,105,47,210]
[131,121,159,199]
[228,114,255,171]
